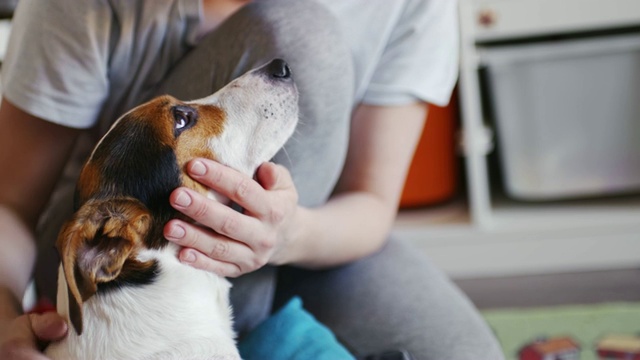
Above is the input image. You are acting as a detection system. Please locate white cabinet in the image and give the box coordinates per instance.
[394,0,640,278]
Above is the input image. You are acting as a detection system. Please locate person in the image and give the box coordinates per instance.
[0,0,505,359]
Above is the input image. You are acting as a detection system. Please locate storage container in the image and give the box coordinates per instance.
[483,34,640,200]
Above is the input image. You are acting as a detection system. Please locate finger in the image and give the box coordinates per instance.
[30,313,68,342]
[164,219,255,264]
[186,159,271,215]
[169,187,260,241]
[178,248,245,278]
[255,162,293,191]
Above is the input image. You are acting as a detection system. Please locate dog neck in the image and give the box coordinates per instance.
[46,243,240,360]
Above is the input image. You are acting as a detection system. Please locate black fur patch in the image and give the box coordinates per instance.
[96,260,160,294]
[86,115,181,249]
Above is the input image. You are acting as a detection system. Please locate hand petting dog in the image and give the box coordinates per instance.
[165,159,299,278]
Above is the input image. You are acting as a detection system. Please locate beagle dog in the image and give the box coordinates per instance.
[44,59,298,360]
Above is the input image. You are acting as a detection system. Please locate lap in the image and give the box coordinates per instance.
[274,238,505,360]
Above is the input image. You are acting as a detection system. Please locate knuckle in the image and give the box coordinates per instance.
[233,177,252,201]
[250,256,268,270]
[226,264,244,278]
[220,214,238,236]
[256,235,275,251]
[268,206,286,224]
[209,165,224,184]
[192,201,209,221]
[227,271,241,278]
[184,229,200,248]
[208,241,230,260]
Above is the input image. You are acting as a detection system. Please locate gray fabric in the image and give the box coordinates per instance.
[275,238,505,360]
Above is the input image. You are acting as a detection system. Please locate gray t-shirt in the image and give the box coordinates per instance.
[2,0,458,131]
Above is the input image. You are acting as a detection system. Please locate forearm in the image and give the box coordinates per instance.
[281,103,427,269]
[284,191,397,269]
[0,205,38,317]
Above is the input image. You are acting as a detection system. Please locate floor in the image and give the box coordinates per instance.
[453,268,640,310]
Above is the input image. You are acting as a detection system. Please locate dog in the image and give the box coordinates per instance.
[44,59,299,360]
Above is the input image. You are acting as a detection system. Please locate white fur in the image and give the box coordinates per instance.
[46,244,239,360]
[190,65,298,177]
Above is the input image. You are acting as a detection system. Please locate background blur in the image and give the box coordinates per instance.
[395,1,640,358]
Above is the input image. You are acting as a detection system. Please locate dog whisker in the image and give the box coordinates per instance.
[280,145,294,168]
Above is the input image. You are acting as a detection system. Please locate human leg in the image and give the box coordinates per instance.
[274,238,505,360]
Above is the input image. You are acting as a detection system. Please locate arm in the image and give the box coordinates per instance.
[285,102,428,267]
[0,99,76,355]
[164,102,427,274]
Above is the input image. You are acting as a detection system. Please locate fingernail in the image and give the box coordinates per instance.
[182,250,196,263]
[174,190,192,207]
[166,224,185,239]
[190,160,206,176]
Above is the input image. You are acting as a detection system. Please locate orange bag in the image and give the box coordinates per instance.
[400,93,458,208]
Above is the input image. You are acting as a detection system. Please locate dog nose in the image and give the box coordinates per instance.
[267,59,291,80]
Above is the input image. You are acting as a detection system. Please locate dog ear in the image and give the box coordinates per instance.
[56,197,151,335]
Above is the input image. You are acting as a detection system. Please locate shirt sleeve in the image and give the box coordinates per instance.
[362,0,459,107]
[1,0,112,128]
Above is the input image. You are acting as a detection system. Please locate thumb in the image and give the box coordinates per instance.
[256,162,292,191]
[29,313,68,341]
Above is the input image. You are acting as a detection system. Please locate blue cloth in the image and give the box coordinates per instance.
[238,297,355,360]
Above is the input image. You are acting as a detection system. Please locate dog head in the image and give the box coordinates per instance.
[56,59,298,334]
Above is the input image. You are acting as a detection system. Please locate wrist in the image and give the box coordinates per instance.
[270,205,310,266]
[280,205,314,266]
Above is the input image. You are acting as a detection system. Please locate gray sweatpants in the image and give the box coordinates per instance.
[156,0,504,359]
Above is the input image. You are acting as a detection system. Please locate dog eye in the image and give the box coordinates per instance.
[172,106,197,134]
[176,117,187,129]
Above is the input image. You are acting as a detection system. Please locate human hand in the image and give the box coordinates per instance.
[0,312,68,359]
[164,159,299,277]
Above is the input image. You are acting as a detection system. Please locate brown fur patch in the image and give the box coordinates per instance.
[175,104,225,195]
[76,163,101,205]
[133,95,176,148]
[56,197,152,334]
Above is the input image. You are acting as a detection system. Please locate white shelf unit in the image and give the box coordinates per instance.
[393,0,640,279]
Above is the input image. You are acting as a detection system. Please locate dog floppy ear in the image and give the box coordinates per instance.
[56,197,151,335]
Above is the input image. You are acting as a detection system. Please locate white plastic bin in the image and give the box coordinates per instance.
[483,34,640,200]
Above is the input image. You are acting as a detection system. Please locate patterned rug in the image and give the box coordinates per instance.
[482,302,640,360]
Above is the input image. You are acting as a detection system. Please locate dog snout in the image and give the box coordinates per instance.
[266,59,292,80]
